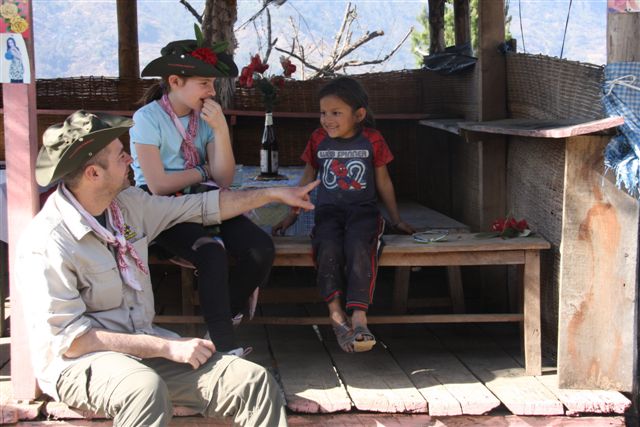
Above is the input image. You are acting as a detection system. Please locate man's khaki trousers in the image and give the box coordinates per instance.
[56,351,288,427]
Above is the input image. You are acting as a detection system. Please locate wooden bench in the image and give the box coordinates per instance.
[152,202,471,320]
[155,232,550,375]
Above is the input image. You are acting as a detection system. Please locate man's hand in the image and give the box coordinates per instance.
[166,337,216,369]
[272,180,320,211]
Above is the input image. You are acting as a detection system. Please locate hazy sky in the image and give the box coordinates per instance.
[31,0,608,78]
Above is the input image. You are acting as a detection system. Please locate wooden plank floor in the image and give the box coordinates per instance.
[234,307,630,418]
[0,304,632,424]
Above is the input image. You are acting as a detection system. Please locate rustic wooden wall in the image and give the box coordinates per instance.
[505,54,605,357]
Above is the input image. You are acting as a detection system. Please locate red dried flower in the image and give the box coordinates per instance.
[250,54,269,73]
[280,57,296,77]
[190,47,218,66]
[490,218,506,232]
[270,76,285,89]
[239,66,254,88]
[487,215,531,239]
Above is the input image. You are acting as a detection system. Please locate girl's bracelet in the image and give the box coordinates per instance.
[195,165,209,182]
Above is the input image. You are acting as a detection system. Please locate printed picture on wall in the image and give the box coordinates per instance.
[608,0,640,13]
[0,32,29,83]
[0,1,30,39]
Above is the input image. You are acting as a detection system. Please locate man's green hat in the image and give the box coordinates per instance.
[36,110,133,187]
[141,39,239,78]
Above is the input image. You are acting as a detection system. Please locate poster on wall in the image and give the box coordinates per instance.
[0,0,30,83]
[608,0,640,12]
[0,1,30,39]
[0,32,29,83]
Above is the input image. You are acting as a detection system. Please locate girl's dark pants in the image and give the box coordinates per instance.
[311,203,384,313]
[153,215,275,351]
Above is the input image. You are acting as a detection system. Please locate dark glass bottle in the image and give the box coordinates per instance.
[260,112,279,177]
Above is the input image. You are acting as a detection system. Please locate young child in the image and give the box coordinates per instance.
[273,77,414,352]
[129,38,274,356]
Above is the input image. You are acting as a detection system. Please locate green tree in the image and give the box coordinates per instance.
[411,0,512,66]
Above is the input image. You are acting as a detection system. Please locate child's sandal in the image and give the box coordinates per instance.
[333,322,355,353]
[352,325,376,352]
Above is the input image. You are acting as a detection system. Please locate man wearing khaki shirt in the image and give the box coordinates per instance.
[16,110,319,427]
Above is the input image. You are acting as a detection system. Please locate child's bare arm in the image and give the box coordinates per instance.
[375,165,415,234]
[272,163,318,236]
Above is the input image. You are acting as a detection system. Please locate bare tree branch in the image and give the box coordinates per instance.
[275,46,322,72]
[179,0,202,24]
[330,2,353,63]
[264,9,275,62]
[334,27,413,72]
[334,30,384,63]
[236,0,287,31]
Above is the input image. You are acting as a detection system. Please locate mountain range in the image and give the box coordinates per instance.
[31,0,607,79]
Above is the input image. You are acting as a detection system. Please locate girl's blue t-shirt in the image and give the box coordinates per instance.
[129,101,214,187]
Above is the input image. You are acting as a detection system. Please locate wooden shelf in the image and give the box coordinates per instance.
[419,116,624,138]
[419,118,463,135]
[420,117,624,139]
[1,109,443,121]
[458,117,624,139]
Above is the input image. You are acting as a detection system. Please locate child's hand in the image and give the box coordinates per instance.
[200,98,227,131]
[393,220,416,235]
[272,212,299,236]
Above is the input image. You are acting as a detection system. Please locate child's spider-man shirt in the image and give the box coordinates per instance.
[301,127,394,207]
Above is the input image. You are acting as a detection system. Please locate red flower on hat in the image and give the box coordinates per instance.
[190,47,218,66]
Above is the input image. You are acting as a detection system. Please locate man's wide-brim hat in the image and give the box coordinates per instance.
[141,39,238,78]
[36,110,133,187]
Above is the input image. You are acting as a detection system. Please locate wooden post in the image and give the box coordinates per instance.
[557,135,638,391]
[556,7,640,392]
[454,0,471,46]
[475,0,507,311]
[428,0,446,54]
[607,12,640,63]
[4,0,39,399]
[476,0,506,227]
[116,0,139,78]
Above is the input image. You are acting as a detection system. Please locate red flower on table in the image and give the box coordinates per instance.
[491,217,529,233]
[476,215,532,239]
[190,47,218,66]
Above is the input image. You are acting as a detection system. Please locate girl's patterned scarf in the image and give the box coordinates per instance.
[159,93,201,169]
[61,184,149,291]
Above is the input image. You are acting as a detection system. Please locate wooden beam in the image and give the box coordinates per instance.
[428,0,446,54]
[116,0,139,78]
[476,0,508,312]
[557,136,638,391]
[454,0,471,46]
[607,12,640,62]
[4,1,39,399]
[476,0,506,228]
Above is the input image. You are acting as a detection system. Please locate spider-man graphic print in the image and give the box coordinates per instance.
[301,127,393,207]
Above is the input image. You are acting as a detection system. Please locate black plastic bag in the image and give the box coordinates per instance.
[422,42,477,75]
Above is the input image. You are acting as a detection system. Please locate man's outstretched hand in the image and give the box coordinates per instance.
[272,180,320,211]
